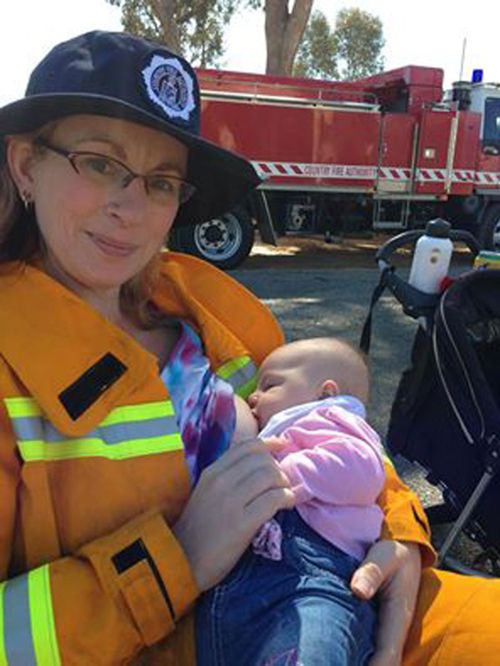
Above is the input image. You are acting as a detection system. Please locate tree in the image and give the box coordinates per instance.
[293,10,338,80]
[262,0,314,75]
[334,8,384,80]
[108,0,313,77]
[106,0,240,67]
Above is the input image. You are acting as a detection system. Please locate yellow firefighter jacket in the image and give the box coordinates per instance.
[0,252,437,665]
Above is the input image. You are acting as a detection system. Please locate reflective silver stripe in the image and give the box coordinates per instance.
[12,414,178,444]
[1,567,61,665]
[218,360,257,394]
[3,575,36,665]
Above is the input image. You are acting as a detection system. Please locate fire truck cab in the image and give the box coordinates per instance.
[168,66,500,268]
[467,83,500,149]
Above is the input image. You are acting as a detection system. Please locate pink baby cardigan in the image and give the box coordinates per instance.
[258,396,385,560]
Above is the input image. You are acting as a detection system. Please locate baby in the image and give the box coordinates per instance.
[196,337,385,666]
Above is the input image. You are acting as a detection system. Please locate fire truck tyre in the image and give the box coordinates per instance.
[479,204,500,251]
[170,208,255,270]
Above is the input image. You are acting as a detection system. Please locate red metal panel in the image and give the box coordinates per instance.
[201,97,380,189]
[198,69,374,104]
[197,64,444,111]
[449,112,480,195]
[475,152,500,190]
[358,66,444,114]
[377,114,416,193]
[415,110,454,195]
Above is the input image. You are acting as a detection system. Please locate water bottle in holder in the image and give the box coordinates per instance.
[408,219,453,294]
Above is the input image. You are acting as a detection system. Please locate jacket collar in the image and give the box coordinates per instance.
[152,252,284,368]
[0,263,161,436]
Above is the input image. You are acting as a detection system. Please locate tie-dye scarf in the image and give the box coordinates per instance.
[162,321,236,485]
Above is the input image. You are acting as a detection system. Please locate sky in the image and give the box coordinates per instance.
[0,0,499,107]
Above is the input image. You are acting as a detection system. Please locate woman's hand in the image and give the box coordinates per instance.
[173,437,295,592]
[350,540,422,666]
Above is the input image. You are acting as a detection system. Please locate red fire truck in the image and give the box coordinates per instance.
[168,65,500,268]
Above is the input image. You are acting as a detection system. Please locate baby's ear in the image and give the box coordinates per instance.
[319,379,339,399]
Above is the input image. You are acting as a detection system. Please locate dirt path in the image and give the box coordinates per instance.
[242,232,473,271]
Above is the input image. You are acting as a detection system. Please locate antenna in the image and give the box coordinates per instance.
[458,37,467,81]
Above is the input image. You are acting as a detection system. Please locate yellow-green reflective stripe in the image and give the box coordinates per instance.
[4,397,42,418]
[217,357,249,380]
[0,581,7,666]
[1,566,60,665]
[236,376,257,399]
[6,397,184,462]
[29,566,61,666]
[101,401,174,426]
[217,357,257,391]
[18,433,183,462]
[5,398,174,425]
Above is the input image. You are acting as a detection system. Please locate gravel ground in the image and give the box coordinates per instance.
[231,235,485,568]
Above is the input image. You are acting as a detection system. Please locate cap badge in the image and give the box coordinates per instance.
[142,54,196,121]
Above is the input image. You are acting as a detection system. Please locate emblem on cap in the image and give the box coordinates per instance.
[142,54,196,121]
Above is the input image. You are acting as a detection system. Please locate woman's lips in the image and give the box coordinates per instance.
[87,232,138,257]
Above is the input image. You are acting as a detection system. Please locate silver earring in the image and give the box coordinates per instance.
[20,190,33,212]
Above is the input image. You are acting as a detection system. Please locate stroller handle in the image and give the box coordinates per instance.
[372,229,480,323]
[375,228,480,268]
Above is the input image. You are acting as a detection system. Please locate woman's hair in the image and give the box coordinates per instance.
[0,127,167,329]
[0,161,41,263]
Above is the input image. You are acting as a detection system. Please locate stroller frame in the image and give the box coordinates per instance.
[428,281,500,569]
[361,228,500,575]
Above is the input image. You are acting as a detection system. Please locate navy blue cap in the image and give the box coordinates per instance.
[0,31,261,227]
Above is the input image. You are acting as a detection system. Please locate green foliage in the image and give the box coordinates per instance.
[111,0,161,43]
[294,10,338,80]
[106,0,240,67]
[291,7,384,81]
[107,2,385,79]
[334,7,385,79]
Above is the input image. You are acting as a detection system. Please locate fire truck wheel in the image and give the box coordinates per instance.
[169,207,255,270]
[479,203,500,251]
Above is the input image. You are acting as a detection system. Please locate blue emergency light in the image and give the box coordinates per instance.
[472,69,483,83]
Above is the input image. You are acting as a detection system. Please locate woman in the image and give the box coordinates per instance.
[0,29,498,666]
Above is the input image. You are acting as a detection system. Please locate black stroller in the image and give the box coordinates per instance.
[361,226,500,575]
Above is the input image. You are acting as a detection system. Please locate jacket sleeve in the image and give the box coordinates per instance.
[0,404,198,665]
[378,461,437,568]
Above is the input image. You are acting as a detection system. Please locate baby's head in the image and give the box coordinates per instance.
[248,337,369,428]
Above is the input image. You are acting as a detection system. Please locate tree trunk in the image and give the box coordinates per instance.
[151,0,181,53]
[265,0,313,75]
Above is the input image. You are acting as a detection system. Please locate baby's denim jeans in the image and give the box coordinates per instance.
[196,509,377,666]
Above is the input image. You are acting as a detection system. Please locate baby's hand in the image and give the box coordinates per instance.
[259,435,288,454]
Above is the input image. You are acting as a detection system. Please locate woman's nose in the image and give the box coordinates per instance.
[106,177,150,224]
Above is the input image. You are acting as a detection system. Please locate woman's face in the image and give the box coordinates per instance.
[15,115,188,294]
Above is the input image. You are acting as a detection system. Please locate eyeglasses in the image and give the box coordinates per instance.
[33,138,196,207]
